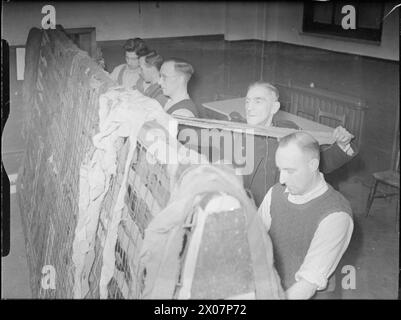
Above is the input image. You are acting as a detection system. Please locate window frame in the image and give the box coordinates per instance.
[302,1,384,42]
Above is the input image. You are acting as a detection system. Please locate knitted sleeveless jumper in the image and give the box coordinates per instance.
[269,183,352,290]
[166,99,199,117]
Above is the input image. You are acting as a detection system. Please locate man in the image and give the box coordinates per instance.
[158,58,200,117]
[135,50,168,107]
[110,38,149,89]
[233,82,357,206]
[258,132,353,299]
[235,82,355,156]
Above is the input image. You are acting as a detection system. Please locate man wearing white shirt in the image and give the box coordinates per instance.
[258,131,353,299]
[110,38,149,90]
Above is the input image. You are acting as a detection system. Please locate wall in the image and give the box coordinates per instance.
[261,1,399,61]
[224,2,260,41]
[264,42,399,174]
[3,1,399,175]
[256,1,399,173]
[2,1,226,46]
[223,2,399,61]
[4,1,398,59]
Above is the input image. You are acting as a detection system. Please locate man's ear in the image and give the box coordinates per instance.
[272,101,280,115]
[309,158,319,171]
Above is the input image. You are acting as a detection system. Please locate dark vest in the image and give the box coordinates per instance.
[269,183,352,290]
[136,78,168,107]
[167,99,199,117]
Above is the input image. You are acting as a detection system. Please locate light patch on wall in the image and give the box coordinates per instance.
[16,47,25,80]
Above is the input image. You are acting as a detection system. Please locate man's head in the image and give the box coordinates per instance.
[139,51,163,83]
[123,38,149,69]
[275,132,320,196]
[158,58,194,97]
[245,82,280,126]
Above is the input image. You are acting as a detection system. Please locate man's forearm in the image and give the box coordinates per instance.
[285,279,317,300]
[319,142,357,174]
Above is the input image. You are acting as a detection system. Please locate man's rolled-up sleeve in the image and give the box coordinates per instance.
[319,142,358,174]
[294,212,354,290]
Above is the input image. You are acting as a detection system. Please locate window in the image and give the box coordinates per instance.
[303,1,384,42]
[64,27,97,58]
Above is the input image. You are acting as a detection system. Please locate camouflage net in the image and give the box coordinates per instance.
[17,27,283,299]
[17,27,184,298]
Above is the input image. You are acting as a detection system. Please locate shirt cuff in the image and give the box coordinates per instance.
[295,268,327,291]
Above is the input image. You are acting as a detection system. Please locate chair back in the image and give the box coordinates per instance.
[317,109,346,128]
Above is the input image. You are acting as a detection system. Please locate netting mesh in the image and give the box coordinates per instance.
[17,27,279,299]
[18,27,134,298]
[18,27,190,299]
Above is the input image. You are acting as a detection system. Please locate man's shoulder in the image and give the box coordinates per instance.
[174,99,195,107]
[172,99,199,116]
[326,185,353,215]
[270,183,286,195]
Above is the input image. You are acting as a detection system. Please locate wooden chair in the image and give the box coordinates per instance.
[366,151,400,227]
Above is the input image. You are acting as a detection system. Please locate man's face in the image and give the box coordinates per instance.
[275,143,315,196]
[126,51,139,69]
[159,61,180,97]
[139,56,153,82]
[245,86,278,126]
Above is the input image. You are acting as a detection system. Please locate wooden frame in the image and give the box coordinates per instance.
[302,1,384,42]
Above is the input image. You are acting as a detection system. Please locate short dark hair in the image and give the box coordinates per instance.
[278,131,320,161]
[165,58,194,82]
[123,38,149,57]
[143,50,164,70]
[248,81,279,101]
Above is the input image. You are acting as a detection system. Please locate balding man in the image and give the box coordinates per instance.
[234,82,357,206]
[243,82,354,152]
[258,132,354,299]
[158,58,200,117]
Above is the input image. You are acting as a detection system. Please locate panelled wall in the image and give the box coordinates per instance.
[263,42,399,174]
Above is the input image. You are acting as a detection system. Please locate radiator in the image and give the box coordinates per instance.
[276,83,368,149]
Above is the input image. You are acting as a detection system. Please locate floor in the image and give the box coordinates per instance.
[334,176,399,299]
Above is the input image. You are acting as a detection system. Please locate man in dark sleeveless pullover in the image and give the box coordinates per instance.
[258,132,353,299]
[158,58,199,117]
[135,51,168,108]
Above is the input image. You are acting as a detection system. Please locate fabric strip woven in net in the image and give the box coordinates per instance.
[18,26,284,299]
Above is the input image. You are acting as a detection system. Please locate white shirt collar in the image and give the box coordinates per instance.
[285,172,328,205]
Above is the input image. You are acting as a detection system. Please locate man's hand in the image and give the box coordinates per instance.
[285,278,318,300]
[333,126,354,149]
